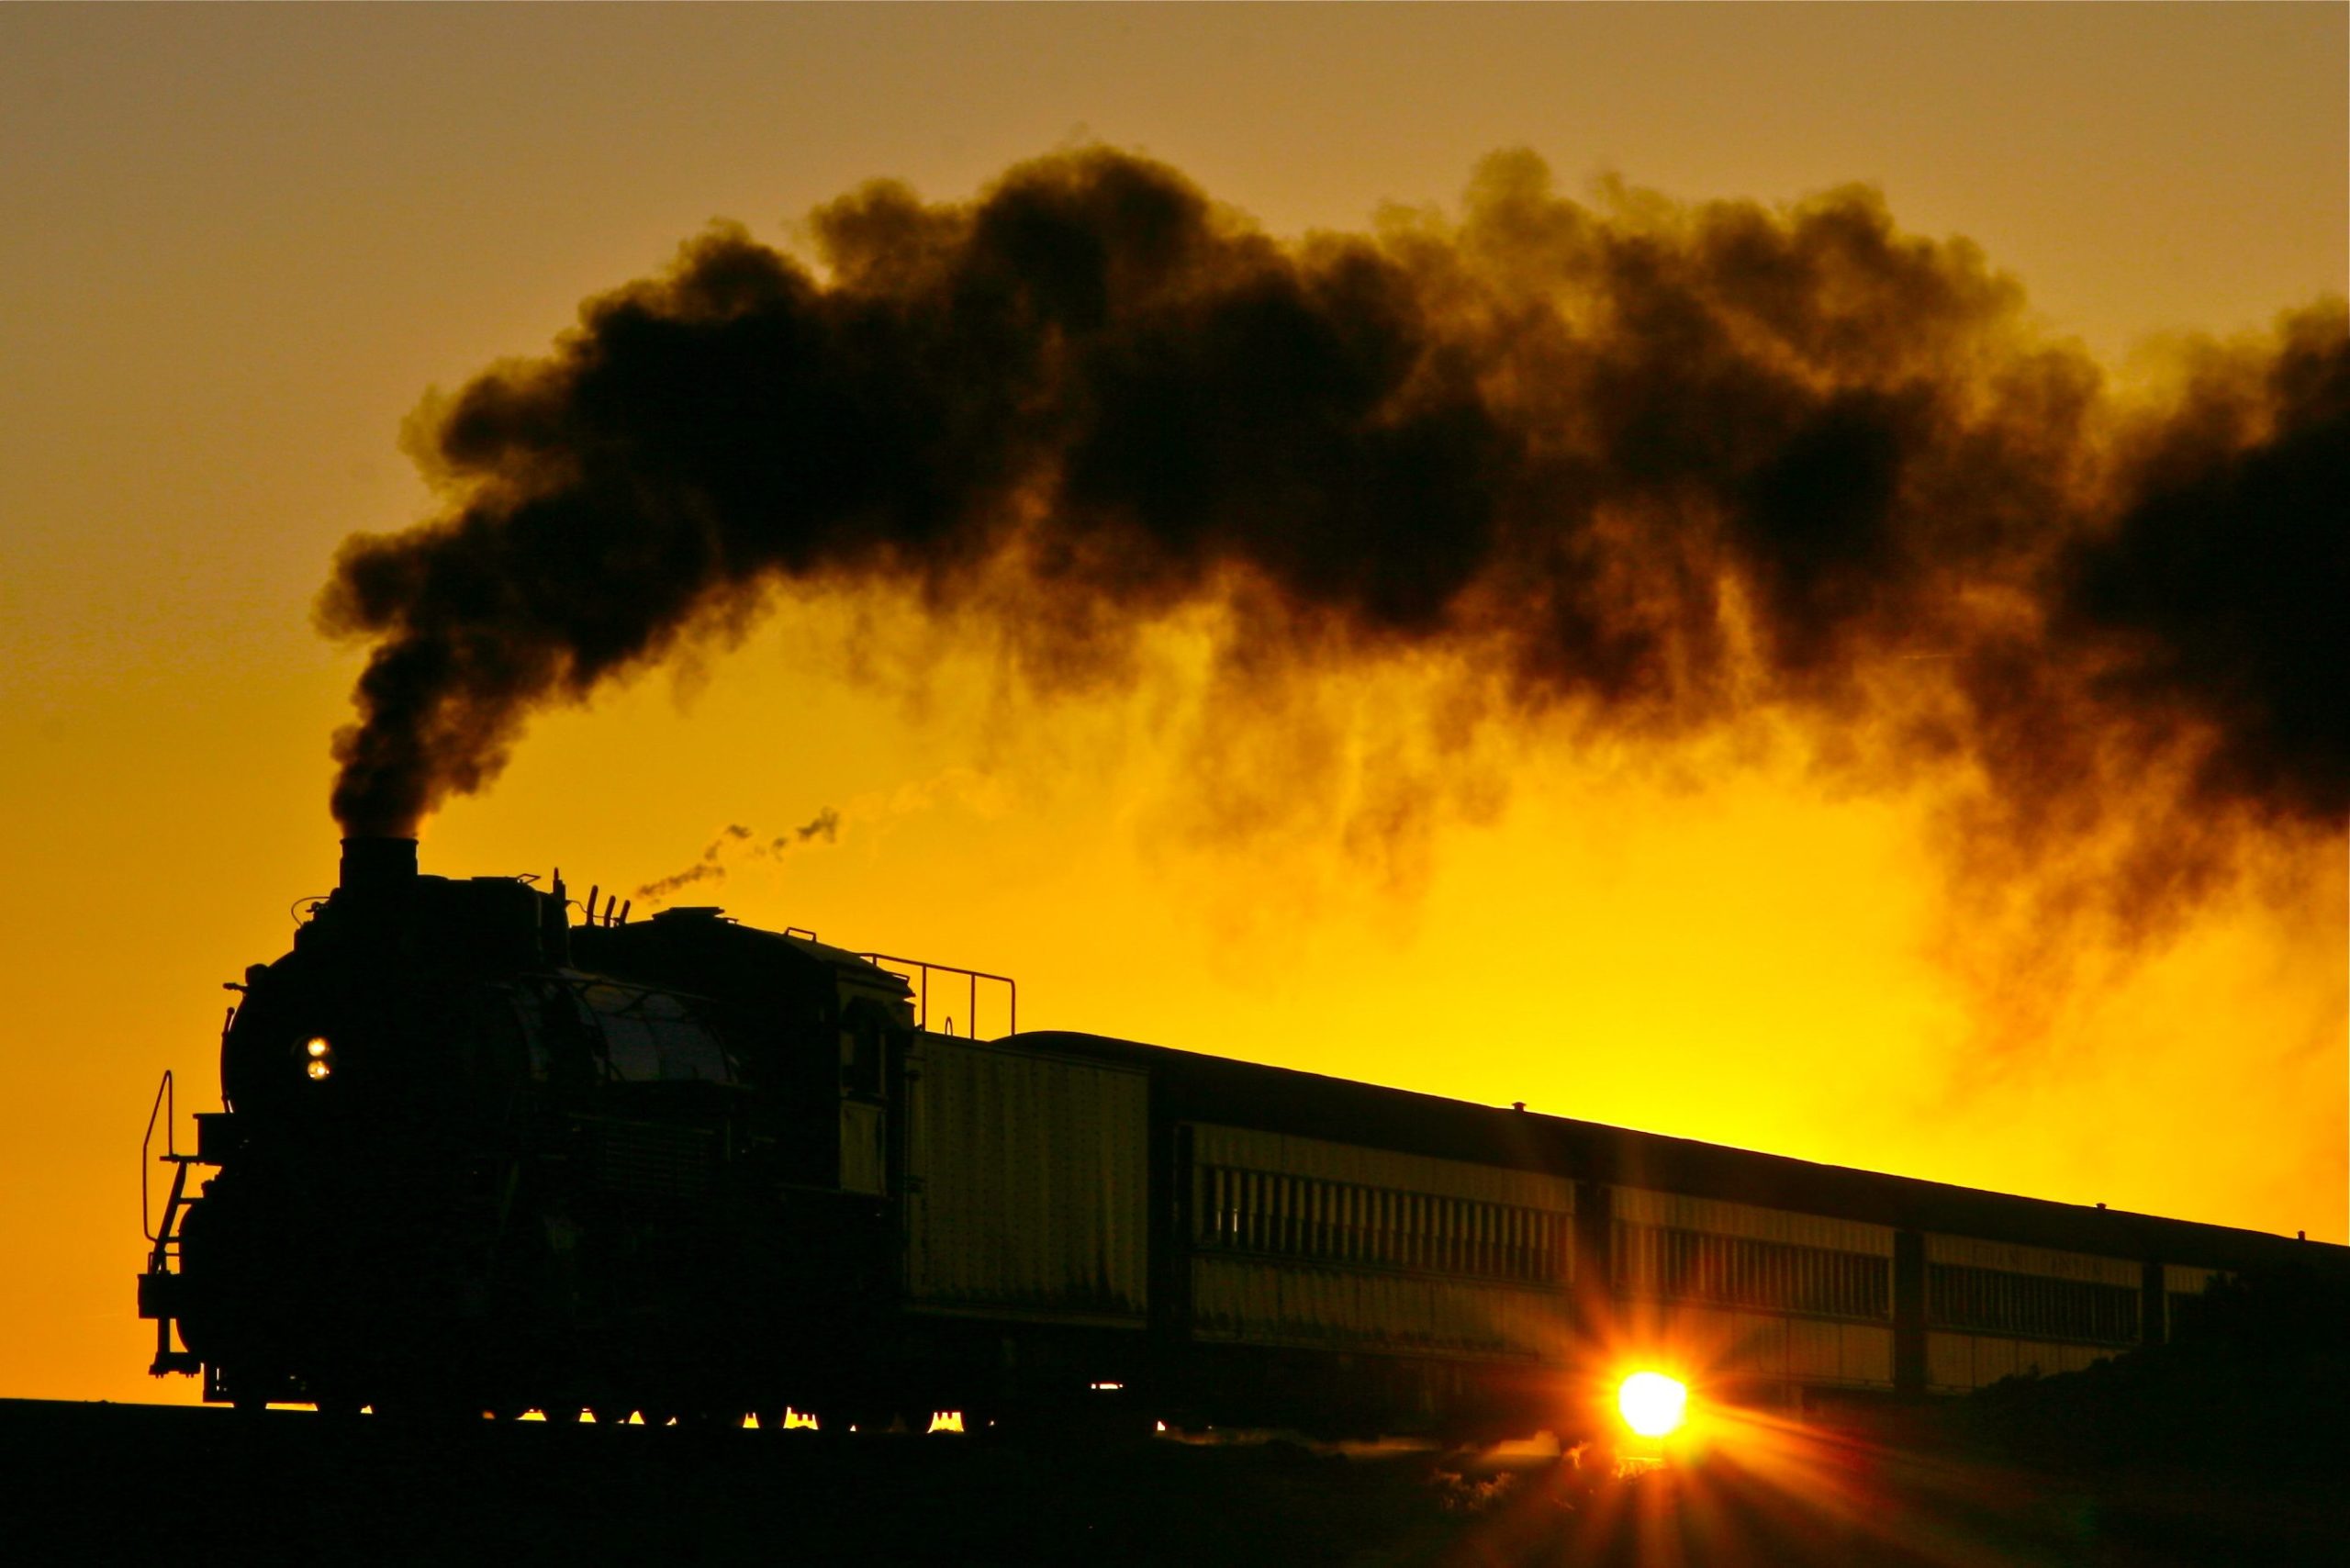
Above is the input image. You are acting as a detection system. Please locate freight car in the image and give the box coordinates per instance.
[138,839,2344,1435]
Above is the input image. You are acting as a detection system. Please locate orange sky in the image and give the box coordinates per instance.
[2,6,2342,1406]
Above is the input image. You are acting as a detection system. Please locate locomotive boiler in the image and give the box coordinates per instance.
[139,839,2344,1436]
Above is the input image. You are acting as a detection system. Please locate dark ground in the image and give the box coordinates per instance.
[2,1395,2341,1568]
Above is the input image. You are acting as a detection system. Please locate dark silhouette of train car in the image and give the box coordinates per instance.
[138,838,2345,1435]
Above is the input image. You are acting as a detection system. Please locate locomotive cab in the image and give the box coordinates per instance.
[570,905,918,1197]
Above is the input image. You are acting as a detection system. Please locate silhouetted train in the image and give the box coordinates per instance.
[139,838,2342,1434]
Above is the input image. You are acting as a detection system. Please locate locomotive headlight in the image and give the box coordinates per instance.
[1617,1371,1688,1439]
[305,1037,330,1058]
[301,1036,334,1081]
[306,1059,332,1081]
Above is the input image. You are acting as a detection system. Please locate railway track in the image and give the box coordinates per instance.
[6,1396,2340,1567]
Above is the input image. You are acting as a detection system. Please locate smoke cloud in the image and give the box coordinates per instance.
[321,148,2345,939]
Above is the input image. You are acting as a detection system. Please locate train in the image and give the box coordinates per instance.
[137,836,2344,1436]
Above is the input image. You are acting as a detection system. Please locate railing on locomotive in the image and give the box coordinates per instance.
[856,952,1017,1039]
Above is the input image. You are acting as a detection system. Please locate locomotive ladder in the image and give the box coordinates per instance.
[138,1070,205,1377]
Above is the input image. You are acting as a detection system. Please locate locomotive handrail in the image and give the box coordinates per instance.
[140,1069,175,1243]
[138,1068,204,1380]
[148,1162,193,1277]
[141,1069,201,1270]
[857,952,1016,1039]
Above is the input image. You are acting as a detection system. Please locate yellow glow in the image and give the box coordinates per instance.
[1618,1372,1688,1439]
[926,1410,964,1434]
[782,1407,820,1429]
[304,1059,330,1081]
[2,9,2342,1416]
[304,1037,330,1058]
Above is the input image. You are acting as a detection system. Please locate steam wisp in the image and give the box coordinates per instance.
[634,811,843,903]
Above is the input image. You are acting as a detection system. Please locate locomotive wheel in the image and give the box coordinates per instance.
[813,1404,889,1438]
[372,1390,475,1428]
[960,1406,1013,1440]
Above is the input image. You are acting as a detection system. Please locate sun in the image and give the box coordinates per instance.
[1617,1371,1688,1439]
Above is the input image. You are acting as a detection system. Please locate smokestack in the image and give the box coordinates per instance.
[339,835,419,894]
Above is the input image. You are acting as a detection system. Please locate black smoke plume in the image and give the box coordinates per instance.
[321,148,2345,935]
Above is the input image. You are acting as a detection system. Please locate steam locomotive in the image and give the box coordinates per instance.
[139,838,2337,1434]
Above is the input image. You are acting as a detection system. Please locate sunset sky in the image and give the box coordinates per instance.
[2,6,2342,1407]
